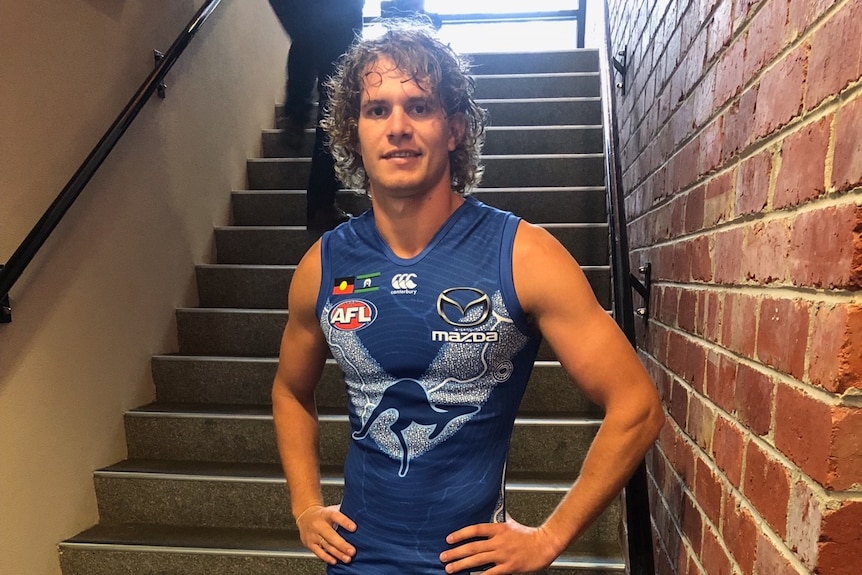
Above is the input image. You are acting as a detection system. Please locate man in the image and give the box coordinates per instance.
[267,0,364,231]
[272,24,663,575]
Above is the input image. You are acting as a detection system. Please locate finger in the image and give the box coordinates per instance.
[440,537,490,563]
[328,510,357,533]
[443,550,496,574]
[320,529,356,563]
[311,536,338,565]
[445,523,494,544]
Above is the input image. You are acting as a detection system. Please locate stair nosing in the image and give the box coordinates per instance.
[476,96,601,103]
[481,152,604,159]
[214,222,608,231]
[475,72,600,79]
[176,307,287,314]
[125,408,602,428]
[484,124,603,130]
[59,539,623,570]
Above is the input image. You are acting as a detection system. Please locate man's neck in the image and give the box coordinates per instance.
[370,188,465,259]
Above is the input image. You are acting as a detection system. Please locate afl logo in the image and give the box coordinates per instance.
[436,287,491,327]
[329,299,378,331]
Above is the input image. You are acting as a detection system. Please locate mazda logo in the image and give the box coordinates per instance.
[436,288,491,327]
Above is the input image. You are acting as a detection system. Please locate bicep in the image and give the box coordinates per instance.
[272,242,329,404]
[513,223,654,409]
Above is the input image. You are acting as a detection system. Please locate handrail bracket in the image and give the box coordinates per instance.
[613,46,627,95]
[154,50,167,98]
[1,266,11,323]
[631,262,651,324]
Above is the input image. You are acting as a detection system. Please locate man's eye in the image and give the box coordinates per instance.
[364,106,387,118]
[411,103,430,116]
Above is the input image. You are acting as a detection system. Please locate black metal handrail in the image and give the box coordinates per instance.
[598,2,657,575]
[0,0,224,323]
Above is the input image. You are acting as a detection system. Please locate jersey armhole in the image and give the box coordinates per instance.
[499,215,539,337]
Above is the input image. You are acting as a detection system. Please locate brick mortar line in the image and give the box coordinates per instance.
[646,317,862,408]
[647,435,749,574]
[642,349,862,498]
[624,187,862,247]
[616,0,856,176]
[647,283,862,404]
[638,280,862,306]
[644,454,746,575]
[620,79,862,221]
[647,414,820,575]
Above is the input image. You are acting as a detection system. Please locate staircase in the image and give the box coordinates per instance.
[59,49,623,575]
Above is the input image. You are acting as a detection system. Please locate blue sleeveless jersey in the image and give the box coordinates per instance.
[316,197,542,574]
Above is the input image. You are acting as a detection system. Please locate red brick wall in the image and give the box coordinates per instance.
[606,0,862,573]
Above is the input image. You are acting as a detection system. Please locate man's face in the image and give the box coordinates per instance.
[356,56,463,199]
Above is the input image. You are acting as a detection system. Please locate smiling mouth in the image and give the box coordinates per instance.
[382,150,421,159]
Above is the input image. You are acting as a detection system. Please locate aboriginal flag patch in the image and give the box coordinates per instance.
[332,277,355,295]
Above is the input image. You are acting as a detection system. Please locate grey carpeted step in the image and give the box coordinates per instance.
[481,97,601,127]
[124,405,600,475]
[60,523,623,575]
[176,308,286,357]
[473,72,600,99]
[195,262,610,310]
[231,186,606,227]
[90,461,619,557]
[468,50,600,75]
[246,153,605,190]
[151,357,603,416]
[214,222,608,266]
[231,190,371,225]
[262,124,604,158]
[482,126,603,155]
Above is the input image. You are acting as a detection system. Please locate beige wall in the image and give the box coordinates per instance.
[0,1,287,573]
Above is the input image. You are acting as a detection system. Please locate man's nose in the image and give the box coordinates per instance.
[387,106,413,138]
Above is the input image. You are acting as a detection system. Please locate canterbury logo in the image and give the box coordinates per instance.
[391,273,418,290]
[436,287,491,327]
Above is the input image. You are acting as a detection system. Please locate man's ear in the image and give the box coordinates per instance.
[447,113,467,151]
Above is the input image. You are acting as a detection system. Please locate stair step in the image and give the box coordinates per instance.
[247,154,605,190]
[152,356,603,416]
[468,50,600,74]
[231,190,371,225]
[60,523,623,575]
[214,222,609,266]
[473,72,601,99]
[231,186,606,226]
[176,308,286,357]
[481,97,601,127]
[263,124,604,158]
[124,405,601,473]
[89,459,619,554]
[482,126,604,155]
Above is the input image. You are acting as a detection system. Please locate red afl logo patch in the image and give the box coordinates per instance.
[329,299,377,331]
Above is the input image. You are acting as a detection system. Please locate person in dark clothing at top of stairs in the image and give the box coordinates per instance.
[268,0,365,232]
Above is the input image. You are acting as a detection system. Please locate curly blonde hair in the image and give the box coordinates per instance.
[321,22,486,195]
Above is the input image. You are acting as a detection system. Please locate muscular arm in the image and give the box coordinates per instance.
[442,221,663,574]
[518,222,663,550]
[271,241,356,565]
